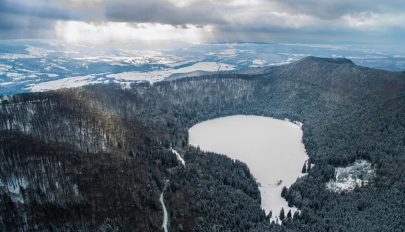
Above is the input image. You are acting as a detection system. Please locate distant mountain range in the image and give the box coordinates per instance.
[0,57,404,231]
[1,40,405,95]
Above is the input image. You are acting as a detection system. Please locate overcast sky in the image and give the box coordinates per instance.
[1,0,404,46]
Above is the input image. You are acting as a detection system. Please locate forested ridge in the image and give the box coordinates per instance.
[0,57,404,231]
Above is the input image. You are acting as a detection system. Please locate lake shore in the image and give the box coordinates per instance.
[189,115,309,220]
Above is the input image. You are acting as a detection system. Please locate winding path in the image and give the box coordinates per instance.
[159,182,169,232]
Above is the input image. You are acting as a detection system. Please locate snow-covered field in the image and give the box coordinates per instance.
[29,62,234,92]
[106,62,235,84]
[188,115,308,220]
[30,74,104,92]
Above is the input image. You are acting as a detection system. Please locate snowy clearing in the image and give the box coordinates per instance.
[30,75,104,92]
[188,115,308,220]
[326,160,374,192]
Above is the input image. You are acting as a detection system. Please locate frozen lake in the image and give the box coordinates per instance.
[188,115,308,219]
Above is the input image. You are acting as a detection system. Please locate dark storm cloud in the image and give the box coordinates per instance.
[0,0,96,39]
[0,12,53,30]
[0,12,55,39]
[104,0,224,25]
[0,0,85,20]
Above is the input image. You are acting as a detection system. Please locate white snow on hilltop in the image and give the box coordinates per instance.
[326,160,374,192]
[107,62,235,84]
[188,115,309,221]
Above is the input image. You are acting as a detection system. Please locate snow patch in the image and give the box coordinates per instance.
[6,176,29,203]
[73,52,183,67]
[170,148,185,166]
[73,184,80,196]
[284,118,303,129]
[6,72,26,80]
[164,59,198,68]
[0,82,15,86]
[30,74,103,92]
[0,53,35,59]
[268,58,297,66]
[218,49,238,57]
[0,64,12,73]
[26,46,52,57]
[326,160,374,193]
[47,73,59,78]
[44,63,70,72]
[251,59,266,67]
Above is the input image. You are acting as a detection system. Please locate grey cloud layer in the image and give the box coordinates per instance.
[273,0,405,19]
[105,0,225,25]
[0,0,404,43]
[0,0,87,20]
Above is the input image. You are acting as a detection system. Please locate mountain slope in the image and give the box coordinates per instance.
[0,57,404,231]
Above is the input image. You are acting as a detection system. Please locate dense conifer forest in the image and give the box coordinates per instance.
[0,57,404,231]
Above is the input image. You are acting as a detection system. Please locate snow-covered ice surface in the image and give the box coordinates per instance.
[326,160,374,192]
[188,115,308,219]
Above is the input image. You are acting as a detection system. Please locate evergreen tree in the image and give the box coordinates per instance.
[301,162,307,173]
[293,211,300,219]
[281,186,288,198]
[279,208,285,221]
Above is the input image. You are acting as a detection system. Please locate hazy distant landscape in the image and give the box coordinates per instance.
[1,40,405,95]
